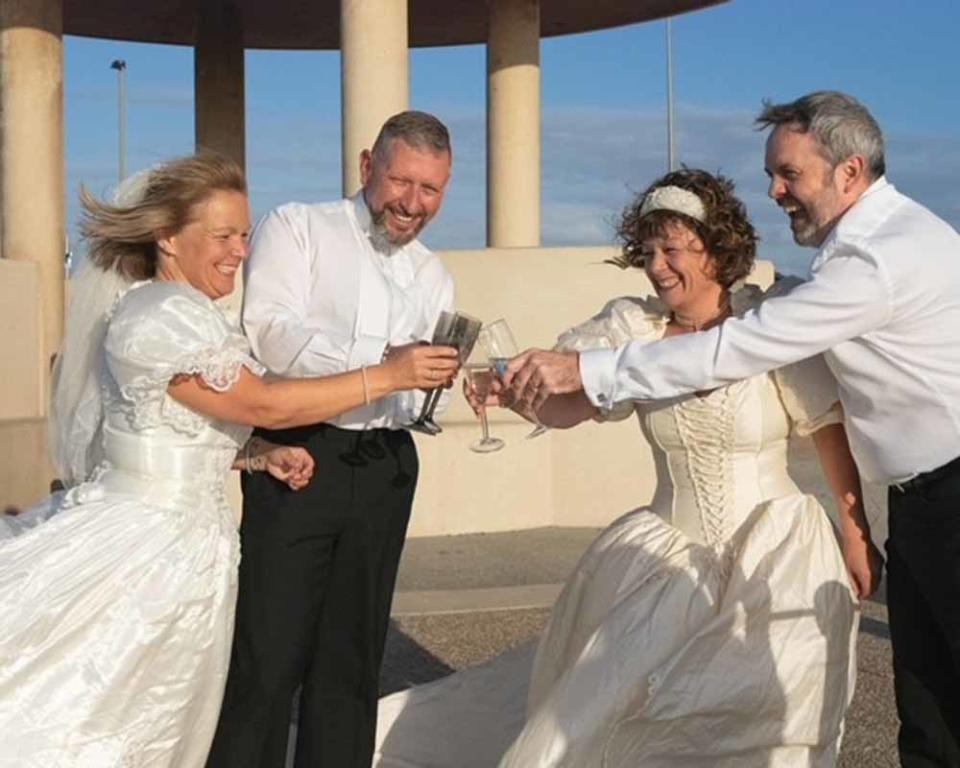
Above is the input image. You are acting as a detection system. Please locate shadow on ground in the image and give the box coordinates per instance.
[381,619,455,696]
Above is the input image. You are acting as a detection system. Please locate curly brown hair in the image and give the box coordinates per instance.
[614,168,757,289]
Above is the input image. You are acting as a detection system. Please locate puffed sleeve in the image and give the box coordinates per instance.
[105,282,265,427]
[773,357,842,436]
[754,277,842,436]
[555,296,668,422]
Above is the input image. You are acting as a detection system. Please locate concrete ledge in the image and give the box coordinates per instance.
[0,417,52,509]
[392,583,563,616]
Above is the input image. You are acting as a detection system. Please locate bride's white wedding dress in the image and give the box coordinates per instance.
[375,287,859,767]
[0,281,262,767]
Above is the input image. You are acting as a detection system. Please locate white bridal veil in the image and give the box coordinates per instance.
[48,170,151,486]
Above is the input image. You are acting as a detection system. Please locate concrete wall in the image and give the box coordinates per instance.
[0,260,53,508]
[2,246,775,533]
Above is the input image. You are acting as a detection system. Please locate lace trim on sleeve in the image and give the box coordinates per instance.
[113,341,265,435]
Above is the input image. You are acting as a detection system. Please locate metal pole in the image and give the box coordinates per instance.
[666,19,676,172]
[110,59,127,182]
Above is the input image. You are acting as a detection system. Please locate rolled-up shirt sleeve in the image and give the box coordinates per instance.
[580,247,892,406]
[242,206,387,376]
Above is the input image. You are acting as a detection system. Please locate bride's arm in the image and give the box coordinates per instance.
[812,421,884,599]
[168,342,458,430]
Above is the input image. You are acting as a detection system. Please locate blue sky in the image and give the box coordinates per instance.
[65,0,960,275]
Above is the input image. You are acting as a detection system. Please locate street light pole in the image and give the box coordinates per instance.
[110,59,127,182]
[666,18,676,172]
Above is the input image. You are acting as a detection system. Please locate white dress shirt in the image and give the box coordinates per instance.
[580,178,960,484]
[242,192,455,431]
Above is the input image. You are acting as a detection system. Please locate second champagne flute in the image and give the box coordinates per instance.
[480,319,550,439]
[464,345,504,453]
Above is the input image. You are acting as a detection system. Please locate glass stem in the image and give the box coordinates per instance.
[478,406,491,441]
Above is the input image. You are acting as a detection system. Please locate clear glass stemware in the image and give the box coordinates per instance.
[408,310,481,435]
[464,359,505,453]
[479,318,549,439]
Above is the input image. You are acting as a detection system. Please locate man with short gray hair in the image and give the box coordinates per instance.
[506,90,960,765]
[208,110,455,768]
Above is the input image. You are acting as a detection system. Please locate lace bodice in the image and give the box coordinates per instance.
[71,281,264,518]
[558,283,841,547]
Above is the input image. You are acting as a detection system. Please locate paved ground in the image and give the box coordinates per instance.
[381,437,900,766]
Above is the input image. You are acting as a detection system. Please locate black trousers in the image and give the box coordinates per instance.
[207,424,418,768]
[887,457,960,767]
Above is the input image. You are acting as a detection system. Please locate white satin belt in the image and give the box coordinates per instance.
[105,428,226,476]
[73,431,232,512]
[94,468,228,513]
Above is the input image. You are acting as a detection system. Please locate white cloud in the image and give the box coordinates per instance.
[66,102,960,279]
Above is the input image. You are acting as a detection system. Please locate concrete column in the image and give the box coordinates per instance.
[340,0,408,197]
[195,0,245,170]
[487,0,541,247]
[0,0,64,364]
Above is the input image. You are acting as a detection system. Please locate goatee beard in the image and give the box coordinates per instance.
[369,211,401,255]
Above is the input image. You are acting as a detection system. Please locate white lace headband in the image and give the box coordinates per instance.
[639,185,706,223]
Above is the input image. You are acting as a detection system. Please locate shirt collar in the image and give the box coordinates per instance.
[350,190,373,235]
[836,176,889,234]
[859,175,889,201]
[816,176,890,249]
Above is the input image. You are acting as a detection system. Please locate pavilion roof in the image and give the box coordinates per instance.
[63,0,726,49]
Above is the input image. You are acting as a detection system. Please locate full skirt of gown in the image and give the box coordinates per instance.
[375,495,858,767]
[375,290,861,767]
[0,280,257,767]
[0,477,239,768]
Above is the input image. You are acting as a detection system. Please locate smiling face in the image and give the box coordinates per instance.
[359,138,451,249]
[641,219,723,316]
[158,189,251,299]
[764,124,861,248]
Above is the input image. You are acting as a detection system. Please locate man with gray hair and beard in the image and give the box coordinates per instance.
[504,91,960,765]
[207,111,455,768]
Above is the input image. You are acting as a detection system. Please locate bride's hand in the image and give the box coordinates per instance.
[842,534,884,600]
[262,445,315,491]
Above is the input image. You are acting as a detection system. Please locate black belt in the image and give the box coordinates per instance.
[894,454,960,493]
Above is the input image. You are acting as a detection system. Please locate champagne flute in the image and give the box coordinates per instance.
[480,319,549,439]
[464,360,505,453]
[408,310,481,435]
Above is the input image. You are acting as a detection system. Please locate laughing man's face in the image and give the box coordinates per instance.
[764,124,848,248]
[360,138,451,249]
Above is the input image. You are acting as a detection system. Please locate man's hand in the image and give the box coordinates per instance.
[502,349,583,412]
